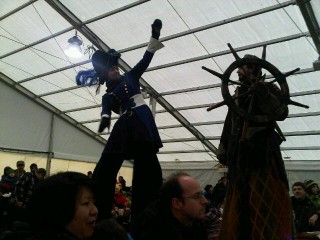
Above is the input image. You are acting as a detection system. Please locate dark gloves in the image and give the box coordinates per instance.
[98,116,110,133]
[217,154,228,165]
[151,19,162,40]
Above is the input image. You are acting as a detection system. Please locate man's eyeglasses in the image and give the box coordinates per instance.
[182,192,206,200]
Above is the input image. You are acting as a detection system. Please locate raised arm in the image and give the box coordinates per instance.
[129,19,164,80]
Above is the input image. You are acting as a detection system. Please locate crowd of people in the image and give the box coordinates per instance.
[0,161,46,231]
[2,163,319,240]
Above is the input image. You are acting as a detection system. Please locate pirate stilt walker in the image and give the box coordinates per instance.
[203,44,309,240]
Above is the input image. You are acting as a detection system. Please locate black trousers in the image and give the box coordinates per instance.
[92,146,163,225]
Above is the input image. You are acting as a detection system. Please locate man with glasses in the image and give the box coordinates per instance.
[135,172,208,240]
[14,161,26,179]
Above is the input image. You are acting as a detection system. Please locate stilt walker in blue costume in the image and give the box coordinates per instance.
[89,20,164,231]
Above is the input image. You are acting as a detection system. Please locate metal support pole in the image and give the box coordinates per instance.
[46,113,54,176]
[296,0,320,68]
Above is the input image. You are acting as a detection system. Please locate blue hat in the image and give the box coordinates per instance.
[91,49,121,78]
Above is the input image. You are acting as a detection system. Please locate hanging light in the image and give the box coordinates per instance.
[65,31,83,58]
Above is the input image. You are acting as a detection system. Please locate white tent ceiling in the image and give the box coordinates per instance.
[0,0,319,164]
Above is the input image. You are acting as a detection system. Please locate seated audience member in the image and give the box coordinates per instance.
[29,163,38,174]
[29,171,98,240]
[112,184,131,230]
[135,171,208,240]
[291,182,320,233]
[90,219,132,240]
[1,171,98,240]
[304,180,320,210]
[8,168,46,224]
[0,167,18,232]
[118,176,126,191]
[203,184,214,206]
[205,206,222,240]
[205,195,224,240]
[114,185,130,209]
[0,167,17,195]
[87,171,93,179]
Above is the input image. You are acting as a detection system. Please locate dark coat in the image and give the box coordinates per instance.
[291,196,320,232]
[102,51,162,157]
[135,200,207,240]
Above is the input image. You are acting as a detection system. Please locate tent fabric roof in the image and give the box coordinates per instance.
[1,0,319,163]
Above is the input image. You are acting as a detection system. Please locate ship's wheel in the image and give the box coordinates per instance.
[203,43,308,123]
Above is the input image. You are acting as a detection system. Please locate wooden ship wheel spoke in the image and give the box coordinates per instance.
[203,43,309,123]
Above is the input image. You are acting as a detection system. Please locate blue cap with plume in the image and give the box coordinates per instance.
[91,49,121,79]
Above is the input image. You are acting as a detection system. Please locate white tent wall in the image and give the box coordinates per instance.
[161,161,320,194]
[0,79,105,163]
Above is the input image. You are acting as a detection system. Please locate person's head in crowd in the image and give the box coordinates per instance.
[159,171,208,226]
[292,182,307,201]
[3,166,15,177]
[114,184,121,194]
[30,163,38,173]
[304,180,319,195]
[87,171,93,179]
[30,171,98,240]
[1,166,16,193]
[204,184,213,193]
[16,160,25,171]
[35,168,47,181]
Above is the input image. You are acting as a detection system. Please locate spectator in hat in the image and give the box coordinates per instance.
[91,19,164,228]
[14,160,26,179]
[305,180,320,210]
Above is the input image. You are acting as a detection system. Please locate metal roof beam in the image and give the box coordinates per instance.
[161,130,320,143]
[158,150,210,154]
[121,0,296,52]
[147,32,310,71]
[296,0,320,55]
[0,0,38,21]
[281,146,320,150]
